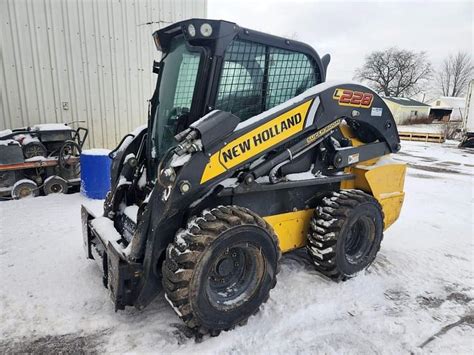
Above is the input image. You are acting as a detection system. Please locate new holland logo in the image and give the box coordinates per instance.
[221,113,302,164]
[200,99,314,184]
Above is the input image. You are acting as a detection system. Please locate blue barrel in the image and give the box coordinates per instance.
[80,149,112,199]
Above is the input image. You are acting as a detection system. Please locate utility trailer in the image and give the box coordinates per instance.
[459,79,474,148]
[0,124,88,199]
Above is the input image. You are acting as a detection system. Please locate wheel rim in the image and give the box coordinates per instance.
[18,186,33,198]
[344,216,375,264]
[28,146,41,157]
[50,183,64,193]
[24,144,46,159]
[206,243,264,311]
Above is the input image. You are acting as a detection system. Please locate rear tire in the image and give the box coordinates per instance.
[162,205,280,336]
[307,189,384,280]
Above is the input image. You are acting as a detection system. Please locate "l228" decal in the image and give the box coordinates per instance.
[333,89,374,108]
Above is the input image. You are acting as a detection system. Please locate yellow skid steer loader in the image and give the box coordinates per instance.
[82,19,406,337]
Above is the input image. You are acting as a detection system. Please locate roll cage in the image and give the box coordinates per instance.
[146,19,329,176]
[151,18,328,126]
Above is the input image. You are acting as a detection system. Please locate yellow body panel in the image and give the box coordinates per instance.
[349,164,406,228]
[263,209,314,252]
[264,124,406,252]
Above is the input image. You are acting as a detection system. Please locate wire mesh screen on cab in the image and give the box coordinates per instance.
[215,39,320,121]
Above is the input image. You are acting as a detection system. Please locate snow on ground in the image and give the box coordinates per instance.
[0,141,473,354]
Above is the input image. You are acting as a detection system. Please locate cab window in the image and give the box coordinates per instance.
[266,48,316,109]
[215,40,265,120]
[215,39,319,121]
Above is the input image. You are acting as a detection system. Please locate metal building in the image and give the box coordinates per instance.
[1,0,207,148]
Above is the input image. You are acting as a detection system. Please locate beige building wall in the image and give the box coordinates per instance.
[383,100,430,124]
[1,0,207,148]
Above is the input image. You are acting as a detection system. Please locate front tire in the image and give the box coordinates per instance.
[307,189,384,280]
[163,206,280,335]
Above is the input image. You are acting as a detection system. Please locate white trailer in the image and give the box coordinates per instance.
[459,80,474,147]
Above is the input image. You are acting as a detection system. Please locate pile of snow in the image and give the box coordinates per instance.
[32,123,72,131]
[90,217,121,244]
[0,129,13,138]
[25,156,50,162]
[20,135,40,145]
[0,139,19,146]
[82,149,112,156]
[286,165,317,181]
[123,205,139,224]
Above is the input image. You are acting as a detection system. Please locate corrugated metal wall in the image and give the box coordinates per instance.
[1,0,207,148]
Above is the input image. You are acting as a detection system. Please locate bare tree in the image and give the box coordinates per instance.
[354,47,431,97]
[437,52,473,97]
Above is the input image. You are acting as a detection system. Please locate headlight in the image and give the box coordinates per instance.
[187,24,196,37]
[200,23,213,37]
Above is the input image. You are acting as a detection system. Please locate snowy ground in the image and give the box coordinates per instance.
[0,140,473,354]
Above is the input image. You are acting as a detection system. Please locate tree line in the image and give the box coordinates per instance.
[354,48,473,100]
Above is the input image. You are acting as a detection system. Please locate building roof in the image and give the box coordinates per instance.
[383,97,430,107]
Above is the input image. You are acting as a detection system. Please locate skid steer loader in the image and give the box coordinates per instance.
[82,19,406,336]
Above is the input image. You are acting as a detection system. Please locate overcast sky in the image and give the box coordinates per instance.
[209,0,473,84]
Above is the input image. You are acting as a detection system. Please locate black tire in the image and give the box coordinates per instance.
[459,136,474,148]
[22,141,47,159]
[307,189,384,280]
[44,176,69,195]
[163,205,281,336]
[11,179,39,199]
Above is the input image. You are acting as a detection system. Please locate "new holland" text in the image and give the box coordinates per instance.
[221,113,302,163]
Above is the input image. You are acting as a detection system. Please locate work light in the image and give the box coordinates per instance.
[187,24,196,37]
[200,23,213,37]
